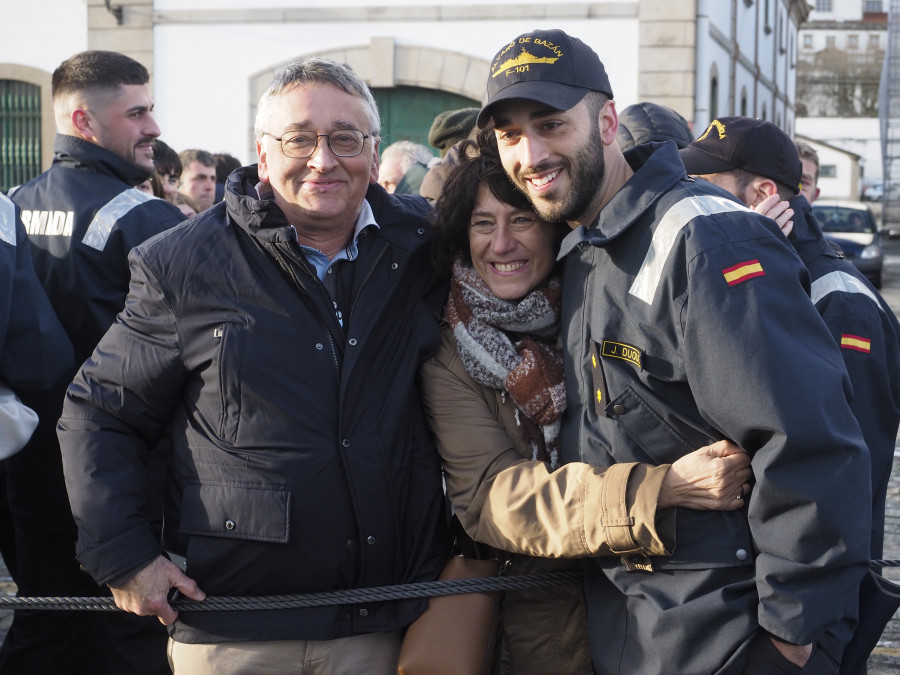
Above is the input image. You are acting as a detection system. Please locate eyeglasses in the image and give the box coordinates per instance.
[164,175,182,188]
[263,129,370,159]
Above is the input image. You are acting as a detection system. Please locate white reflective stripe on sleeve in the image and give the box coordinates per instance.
[0,195,17,246]
[629,195,749,305]
[82,188,156,251]
[811,270,883,312]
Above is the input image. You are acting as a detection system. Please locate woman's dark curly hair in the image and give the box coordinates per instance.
[429,128,565,278]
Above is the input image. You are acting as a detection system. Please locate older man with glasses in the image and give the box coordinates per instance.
[57,57,447,674]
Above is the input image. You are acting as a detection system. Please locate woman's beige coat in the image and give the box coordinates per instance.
[421,329,677,674]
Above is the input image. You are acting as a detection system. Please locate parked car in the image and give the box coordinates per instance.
[811,199,883,288]
[863,182,900,202]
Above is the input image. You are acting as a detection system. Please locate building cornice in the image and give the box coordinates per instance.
[152,3,637,24]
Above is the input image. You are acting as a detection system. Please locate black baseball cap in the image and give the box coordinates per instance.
[679,116,802,194]
[477,29,613,128]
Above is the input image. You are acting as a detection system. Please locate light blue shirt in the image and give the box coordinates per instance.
[297,199,380,281]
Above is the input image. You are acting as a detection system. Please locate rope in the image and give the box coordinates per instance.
[8,559,900,612]
[0,569,583,612]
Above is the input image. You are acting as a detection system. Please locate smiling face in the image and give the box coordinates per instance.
[492,97,608,225]
[468,183,557,301]
[80,84,160,173]
[257,82,379,241]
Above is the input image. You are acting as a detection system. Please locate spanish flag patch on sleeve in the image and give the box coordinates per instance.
[722,259,765,286]
[841,333,872,353]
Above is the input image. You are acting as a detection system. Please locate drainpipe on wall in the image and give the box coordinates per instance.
[695,0,711,131]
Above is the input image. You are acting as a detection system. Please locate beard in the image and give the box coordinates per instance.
[518,121,605,223]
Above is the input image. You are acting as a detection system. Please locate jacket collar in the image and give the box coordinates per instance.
[559,141,686,257]
[52,133,152,187]
[787,195,839,260]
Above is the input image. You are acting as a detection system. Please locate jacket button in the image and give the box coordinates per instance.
[612,404,626,415]
[315,342,324,350]
[224,519,236,531]
[342,439,351,448]
[417,228,425,235]
[348,338,358,346]
[345,539,354,548]
[736,548,748,561]
[367,536,376,545]
[359,608,368,617]
[391,262,399,270]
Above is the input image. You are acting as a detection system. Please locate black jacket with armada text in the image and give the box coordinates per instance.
[12,133,185,361]
[58,167,448,644]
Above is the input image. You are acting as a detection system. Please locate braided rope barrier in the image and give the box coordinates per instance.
[6,560,900,613]
[0,569,583,612]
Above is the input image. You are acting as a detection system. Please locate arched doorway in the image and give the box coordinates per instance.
[371,86,479,155]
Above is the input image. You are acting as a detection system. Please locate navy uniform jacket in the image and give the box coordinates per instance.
[0,193,71,391]
[789,196,900,559]
[6,134,184,604]
[12,134,184,361]
[559,142,871,674]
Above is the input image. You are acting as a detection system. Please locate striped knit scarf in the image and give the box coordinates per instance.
[446,259,566,469]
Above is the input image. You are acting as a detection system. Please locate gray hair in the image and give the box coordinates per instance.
[255,58,381,140]
[381,140,433,174]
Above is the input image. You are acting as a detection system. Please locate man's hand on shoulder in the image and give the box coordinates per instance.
[109,554,206,625]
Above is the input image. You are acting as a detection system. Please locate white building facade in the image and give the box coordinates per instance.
[0,0,807,186]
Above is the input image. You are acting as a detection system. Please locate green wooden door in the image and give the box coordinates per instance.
[0,80,41,192]
[371,86,480,158]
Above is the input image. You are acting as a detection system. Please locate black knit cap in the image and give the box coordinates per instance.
[617,102,694,152]
[477,29,613,128]
[428,108,479,157]
[679,116,802,194]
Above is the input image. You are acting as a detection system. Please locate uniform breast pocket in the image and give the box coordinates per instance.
[606,386,699,464]
[589,339,714,464]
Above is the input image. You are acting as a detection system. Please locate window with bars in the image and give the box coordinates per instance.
[864,1,883,12]
[815,0,832,10]
[0,80,41,192]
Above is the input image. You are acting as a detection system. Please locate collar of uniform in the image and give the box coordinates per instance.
[53,133,153,187]
[786,195,840,260]
[558,142,685,258]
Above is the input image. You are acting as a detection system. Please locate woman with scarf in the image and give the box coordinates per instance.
[420,136,752,674]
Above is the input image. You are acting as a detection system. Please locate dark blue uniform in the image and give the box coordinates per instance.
[788,197,900,674]
[559,142,870,674]
[0,193,71,392]
[1,134,183,675]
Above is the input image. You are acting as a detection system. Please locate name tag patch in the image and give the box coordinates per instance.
[601,340,643,370]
